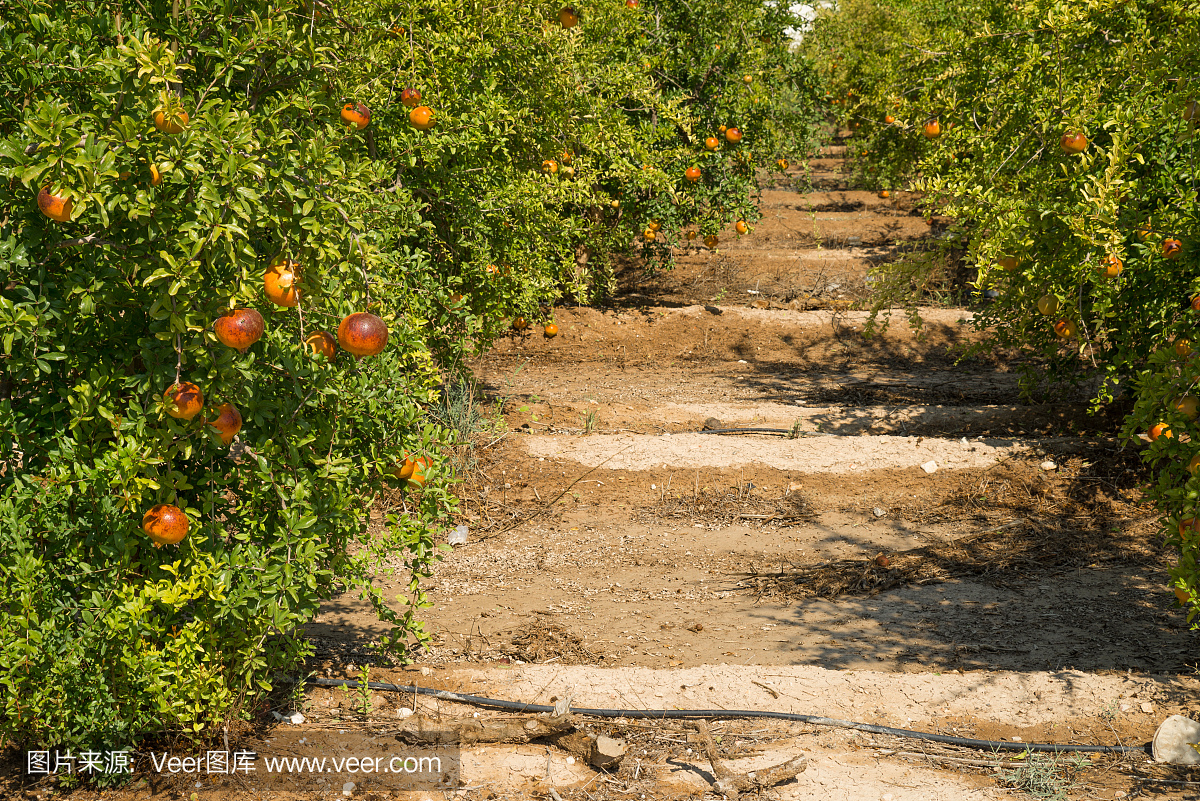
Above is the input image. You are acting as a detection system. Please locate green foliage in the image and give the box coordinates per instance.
[0,0,449,759]
[813,0,1200,621]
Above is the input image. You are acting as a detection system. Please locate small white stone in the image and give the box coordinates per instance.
[873,507,886,518]
[342,781,355,796]
[1040,460,1057,471]
[651,484,656,489]
[289,711,305,725]
[566,756,576,765]
[737,359,748,364]
[421,666,432,676]
[1011,736,1022,742]
[1141,702,1154,714]
[1120,703,1131,712]
[397,707,414,719]
[921,460,938,474]
[882,794,895,801]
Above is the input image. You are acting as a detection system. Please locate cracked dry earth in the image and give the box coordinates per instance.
[54,137,1200,801]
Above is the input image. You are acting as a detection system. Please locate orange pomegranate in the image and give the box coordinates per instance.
[542,159,559,174]
[735,220,748,235]
[209,403,243,445]
[513,316,529,331]
[1149,423,1173,441]
[305,330,337,360]
[213,308,265,352]
[725,127,743,144]
[704,234,719,249]
[37,187,73,222]
[1052,319,1077,339]
[1164,238,1183,259]
[154,108,189,134]
[685,166,702,182]
[1173,395,1200,420]
[142,504,189,547]
[557,6,579,27]
[337,312,389,357]
[409,106,434,130]
[1059,131,1088,154]
[265,258,300,307]
[922,118,941,139]
[164,382,204,420]
[1097,254,1122,278]
[705,136,719,150]
[401,87,422,108]
[404,455,431,488]
[544,323,559,338]
[341,102,371,129]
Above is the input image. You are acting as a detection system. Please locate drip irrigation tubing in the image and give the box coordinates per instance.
[305,677,1148,756]
[695,427,826,437]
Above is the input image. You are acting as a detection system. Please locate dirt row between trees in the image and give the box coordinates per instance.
[272,140,1200,800]
[71,138,1200,801]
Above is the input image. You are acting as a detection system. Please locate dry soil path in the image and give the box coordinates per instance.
[293,138,1200,800]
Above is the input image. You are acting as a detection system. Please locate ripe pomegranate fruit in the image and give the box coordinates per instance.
[409,106,434,130]
[37,187,73,222]
[143,504,189,547]
[1097,254,1123,278]
[341,102,371,129]
[305,330,337,360]
[265,258,299,307]
[685,166,701,182]
[209,403,243,445]
[401,87,422,108]
[1059,131,1088,154]
[154,109,189,134]
[544,323,559,338]
[213,308,265,352]
[164,382,204,420]
[337,312,389,357]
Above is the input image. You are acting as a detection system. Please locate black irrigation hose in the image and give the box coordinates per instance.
[306,678,1148,756]
[695,427,833,437]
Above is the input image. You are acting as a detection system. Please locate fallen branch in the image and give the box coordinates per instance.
[691,720,807,800]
